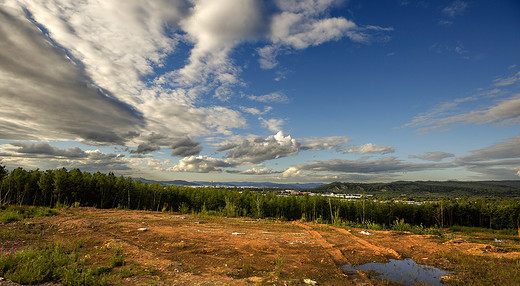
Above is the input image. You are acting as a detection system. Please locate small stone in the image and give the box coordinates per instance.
[137,228,148,231]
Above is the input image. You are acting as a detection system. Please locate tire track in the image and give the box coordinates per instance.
[293,221,350,266]
[293,222,374,285]
[329,226,402,259]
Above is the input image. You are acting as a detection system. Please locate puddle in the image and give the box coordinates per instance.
[342,258,451,286]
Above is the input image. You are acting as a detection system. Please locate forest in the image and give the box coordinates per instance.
[1,165,520,230]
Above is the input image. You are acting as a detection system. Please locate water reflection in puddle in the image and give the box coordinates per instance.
[342,258,451,286]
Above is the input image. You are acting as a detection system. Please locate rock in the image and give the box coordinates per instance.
[304,278,318,285]
[137,228,148,231]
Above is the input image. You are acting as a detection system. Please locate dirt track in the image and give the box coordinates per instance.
[4,207,520,285]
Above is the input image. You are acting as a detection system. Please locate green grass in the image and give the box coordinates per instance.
[0,241,125,285]
[442,251,520,285]
[110,247,125,267]
[0,205,58,223]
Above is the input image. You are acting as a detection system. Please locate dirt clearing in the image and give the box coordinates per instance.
[2,207,519,285]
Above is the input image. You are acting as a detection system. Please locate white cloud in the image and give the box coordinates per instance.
[259,117,285,133]
[240,167,275,175]
[494,71,520,87]
[218,131,301,164]
[158,0,265,100]
[299,136,351,152]
[15,0,185,105]
[439,0,468,25]
[248,92,289,103]
[170,155,236,173]
[346,143,395,154]
[240,106,272,115]
[0,4,144,144]
[215,132,351,164]
[406,94,520,133]
[442,1,468,18]
[258,0,392,69]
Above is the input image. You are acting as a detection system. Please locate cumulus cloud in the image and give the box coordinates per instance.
[346,143,395,154]
[214,132,351,165]
[1,0,396,179]
[259,117,285,133]
[170,155,236,173]
[170,136,203,157]
[258,0,392,69]
[240,167,276,175]
[409,152,455,162]
[158,0,265,100]
[218,132,301,164]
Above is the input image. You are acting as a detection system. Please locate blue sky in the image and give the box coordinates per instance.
[1,0,519,183]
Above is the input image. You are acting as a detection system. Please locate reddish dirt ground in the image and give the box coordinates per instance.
[3,207,520,285]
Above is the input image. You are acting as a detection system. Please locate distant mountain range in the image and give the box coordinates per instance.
[135,178,323,189]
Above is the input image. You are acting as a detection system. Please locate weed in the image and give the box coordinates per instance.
[178,202,190,214]
[274,254,285,276]
[147,266,162,276]
[0,242,109,285]
[391,218,412,232]
[0,210,22,223]
[110,247,125,267]
[0,206,58,224]
[442,251,520,285]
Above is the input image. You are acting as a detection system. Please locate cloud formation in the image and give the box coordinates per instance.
[239,167,276,175]
[439,0,468,25]
[409,152,455,162]
[282,157,448,177]
[346,143,395,154]
[170,156,236,173]
[170,136,203,157]
[215,132,351,165]
[455,135,520,179]
[0,6,143,144]
[248,92,290,103]
[0,143,130,173]
[257,0,386,69]
[406,94,520,133]
[218,132,301,164]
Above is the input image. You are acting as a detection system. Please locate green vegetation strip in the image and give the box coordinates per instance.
[0,205,58,223]
[0,241,125,285]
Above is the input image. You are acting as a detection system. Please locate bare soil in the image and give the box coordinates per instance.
[3,207,520,285]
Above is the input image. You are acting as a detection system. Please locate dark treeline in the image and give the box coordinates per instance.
[315,181,520,199]
[1,166,520,229]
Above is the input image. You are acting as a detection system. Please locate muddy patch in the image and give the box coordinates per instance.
[342,258,451,286]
